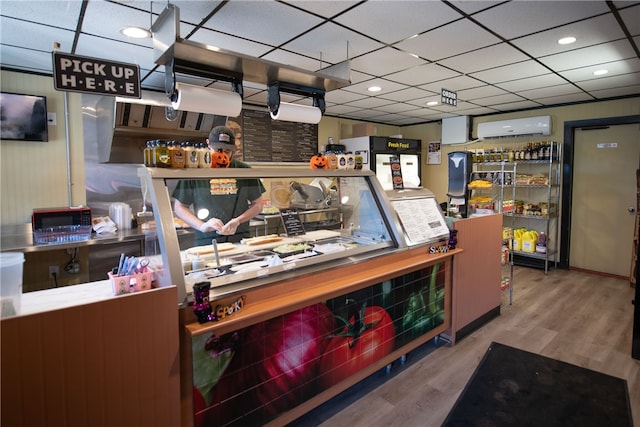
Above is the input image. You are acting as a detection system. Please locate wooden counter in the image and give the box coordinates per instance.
[450,213,503,341]
[1,286,181,427]
[180,246,460,427]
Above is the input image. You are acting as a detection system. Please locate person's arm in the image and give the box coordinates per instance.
[219,197,264,235]
[173,199,224,233]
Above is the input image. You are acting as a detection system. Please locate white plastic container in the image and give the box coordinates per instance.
[0,252,24,317]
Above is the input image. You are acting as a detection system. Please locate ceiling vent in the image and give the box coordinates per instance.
[477,116,552,139]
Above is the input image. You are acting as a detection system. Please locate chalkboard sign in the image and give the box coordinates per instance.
[237,109,318,163]
[279,208,306,236]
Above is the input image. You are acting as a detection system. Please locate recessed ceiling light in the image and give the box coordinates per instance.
[558,36,576,45]
[593,69,608,76]
[368,86,382,92]
[426,101,438,106]
[120,26,151,39]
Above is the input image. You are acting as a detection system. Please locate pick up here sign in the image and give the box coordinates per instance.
[52,52,141,98]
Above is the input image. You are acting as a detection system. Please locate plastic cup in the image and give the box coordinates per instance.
[0,252,25,318]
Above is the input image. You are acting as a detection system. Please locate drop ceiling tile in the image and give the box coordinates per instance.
[169,1,224,25]
[281,1,360,18]
[372,102,421,114]
[533,92,594,105]
[472,1,610,39]
[447,1,505,15]
[342,78,407,97]
[188,28,273,58]
[282,22,384,65]
[458,85,508,101]
[83,1,157,41]
[0,0,82,29]
[498,74,570,92]
[395,19,502,61]
[473,93,528,105]
[260,49,328,72]
[202,1,324,47]
[344,97,397,110]
[325,89,368,104]
[0,45,54,74]
[334,1,461,44]
[75,35,155,68]
[620,4,640,35]
[538,40,637,72]
[0,18,75,53]
[385,63,462,86]
[325,104,364,115]
[438,43,530,74]
[378,87,437,103]
[492,100,543,111]
[577,72,640,91]
[518,83,584,99]
[470,60,551,85]
[418,75,486,93]
[511,14,627,58]
[589,84,640,99]
[559,58,640,82]
[349,47,425,77]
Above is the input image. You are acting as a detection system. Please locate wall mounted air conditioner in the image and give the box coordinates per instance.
[477,115,551,139]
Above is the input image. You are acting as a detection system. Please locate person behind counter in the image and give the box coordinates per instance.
[172,125,265,245]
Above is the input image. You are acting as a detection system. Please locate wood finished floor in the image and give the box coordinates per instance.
[290,266,639,427]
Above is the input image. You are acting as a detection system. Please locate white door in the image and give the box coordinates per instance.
[570,124,639,276]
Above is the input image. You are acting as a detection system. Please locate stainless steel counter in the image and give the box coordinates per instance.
[0,224,194,253]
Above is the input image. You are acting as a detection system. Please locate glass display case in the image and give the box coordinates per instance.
[138,167,416,306]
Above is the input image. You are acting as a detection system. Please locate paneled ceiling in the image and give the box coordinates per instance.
[1,0,639,125]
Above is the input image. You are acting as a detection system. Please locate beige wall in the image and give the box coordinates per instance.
[1,70,86,225]
[2,69,639,226]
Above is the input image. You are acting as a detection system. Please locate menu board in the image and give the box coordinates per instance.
[239,109,318,163]
[391,197,450,246]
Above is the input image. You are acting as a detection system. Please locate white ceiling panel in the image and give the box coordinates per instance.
[472,1,611,39]
[511,14,628,58]
[0,0,637,126]
[497,74,569,92]
[385,63,462,87]
[438,43,530,74]
[203,1,323,46]
[539,40,638,71]
[470,61,551,85]
[283,22,385,65]
[395,19,502,61]
[334,1,461,44]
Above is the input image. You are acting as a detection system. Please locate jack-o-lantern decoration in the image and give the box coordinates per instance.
[211,149,230,168]
[310,153,328,169]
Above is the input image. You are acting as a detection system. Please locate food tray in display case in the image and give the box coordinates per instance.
[138,167,408,305]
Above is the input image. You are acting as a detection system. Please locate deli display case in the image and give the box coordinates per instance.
[139,166,414,306]
[138,166,457,426]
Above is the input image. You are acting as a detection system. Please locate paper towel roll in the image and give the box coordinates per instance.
[172,83,242,117]
[270,102,322,124]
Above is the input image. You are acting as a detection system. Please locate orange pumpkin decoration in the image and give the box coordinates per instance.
[211,149,230,168]
[310,153,328,169]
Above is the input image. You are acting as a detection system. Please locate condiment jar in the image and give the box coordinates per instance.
[170,141,185,168]
[326,151,338,169]
[183,142,199,168]
[197,143,212,168]
[155,140,171,168]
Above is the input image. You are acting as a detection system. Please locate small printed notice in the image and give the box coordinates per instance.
[280,209,305,236]
[391,197,450,246]
[390,156,404,189]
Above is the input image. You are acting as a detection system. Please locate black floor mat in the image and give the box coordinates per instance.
[443,342,634,427]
